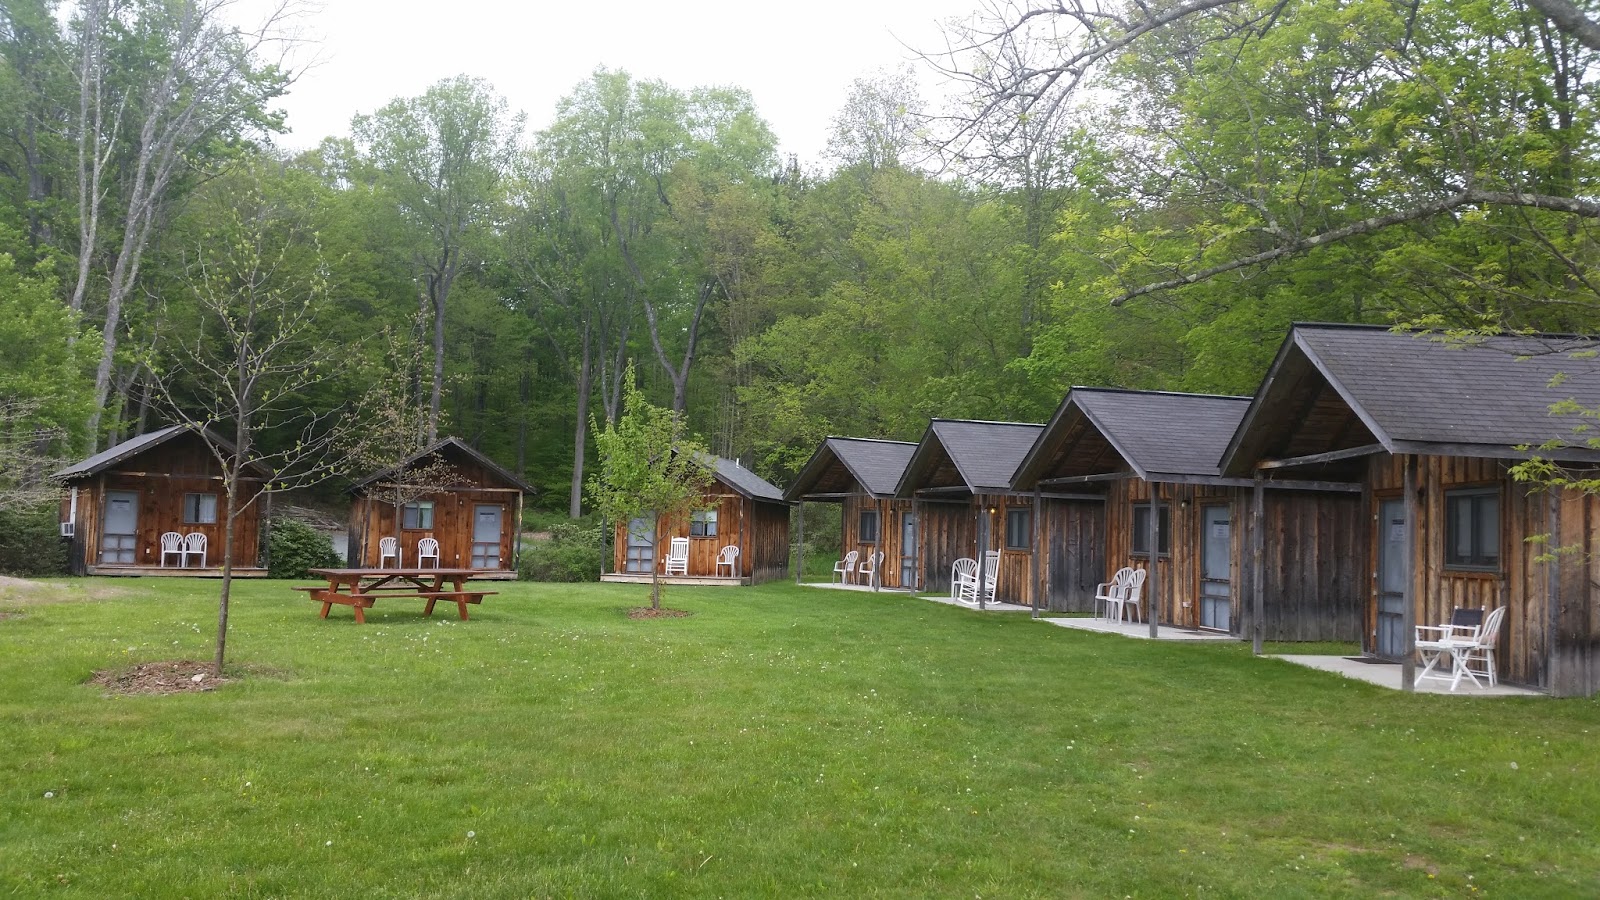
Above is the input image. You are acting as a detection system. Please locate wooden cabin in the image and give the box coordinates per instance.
[52,424,270,577]
[784,436,918,588]
[1222,323,1600,696]
[348,437,533,579]
[603,456,791,585]
[1011,388,1362,631]
[893,419,1047,604]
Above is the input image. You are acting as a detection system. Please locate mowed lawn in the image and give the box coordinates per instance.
[2,579,1598,898]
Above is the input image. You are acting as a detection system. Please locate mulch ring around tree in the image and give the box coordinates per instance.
[90,660,225,696]
[626,607,693,620]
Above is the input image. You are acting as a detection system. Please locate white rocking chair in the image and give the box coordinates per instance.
[956,551,999,606]
[833,550,859,584]
[663,537,690,576]
[379,536,399,568]
[416,537,440,568]
[182,532,207,568]
[715,544,739,577]
[951,557,977,599]
[160,532,185,567]
[1417,605,1506,691]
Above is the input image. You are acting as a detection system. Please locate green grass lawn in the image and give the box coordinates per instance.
[2,578,1598,898]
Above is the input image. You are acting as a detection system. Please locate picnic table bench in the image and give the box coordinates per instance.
[298,568,498,624]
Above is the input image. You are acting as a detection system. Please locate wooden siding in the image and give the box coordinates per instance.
[839,496,915,588]
[746,500,792,584]
[609,485,791,584]
[918,500,976,594]
[1363,453,1600,695]
[1037,498,1106,612]
[349,454,523,573]
[1105,479,1240,628]
[60,432,264,572]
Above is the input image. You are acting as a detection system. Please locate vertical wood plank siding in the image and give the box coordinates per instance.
[1038,498,1106,612]
[609,486,791,584]
[918,501,976,594]
[352,455,521,572]
[838,496,914,587]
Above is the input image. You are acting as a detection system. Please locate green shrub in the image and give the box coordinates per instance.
[268,518,341,579]
[518,520,603,582]
[0,501,68,577]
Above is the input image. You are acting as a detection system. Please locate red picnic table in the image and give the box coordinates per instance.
[297,568,497,624]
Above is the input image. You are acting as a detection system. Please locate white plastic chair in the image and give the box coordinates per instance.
[416,537,440,568]
[379,536,399,568]
[833,550,859,584]
[1105,568,1147,624]
[715,545,739,577]
[182,532,207,568]
[663,537,690,576]
[1417,605,1507,691]
[160,532,185,567]
[951,557,978,599]
[857,550,884,587]
[1095,567,1135,620]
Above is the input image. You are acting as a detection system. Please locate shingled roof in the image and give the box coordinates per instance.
[53,423,269,481]
[351,436,536,494]
[1222,323,1600,475]
[896,419,1045,496]
[710,455,788,504]
[783,437,917,500]
[1011,389,1251,488]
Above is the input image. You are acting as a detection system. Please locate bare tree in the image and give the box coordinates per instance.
[0,400,64,512]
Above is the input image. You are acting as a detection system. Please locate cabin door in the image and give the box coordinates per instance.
[470,504,503,569]
[100,490,139,564]
[1199,505,1231,631]
[1375,498,1408,658]
[624,517,655,573]
[899,512,918,589]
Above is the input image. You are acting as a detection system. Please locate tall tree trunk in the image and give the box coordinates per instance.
[427,279,448,442]
[570,324,593,518]
[215,483,236,674]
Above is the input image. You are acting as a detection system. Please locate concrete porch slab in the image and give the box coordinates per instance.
[1039,617,1240,641]
[920,594,1033,612]
[800,582,913,593]
[1271,655,1544,696]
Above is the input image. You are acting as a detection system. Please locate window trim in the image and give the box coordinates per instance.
[1130,503,1171,558]
[1444,486,1501,572]
[858,508,880,544]
[1004,507,1032,551]
[402,500,435,531]
[182,492,218,525]
[689,508,719,538]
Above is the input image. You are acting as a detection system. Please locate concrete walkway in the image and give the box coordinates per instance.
[799,582,912,593]
[1271,655,1543,696]
[919,594,1033,612]
[1040,617,1240,641]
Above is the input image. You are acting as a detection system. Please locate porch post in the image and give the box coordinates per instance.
[1148,485,1160,639]
[1252,475,1265,655]
[794,501,804,584]
[1031,487,1042,619]
[1401,455,1418,692]
[975,500,988,611]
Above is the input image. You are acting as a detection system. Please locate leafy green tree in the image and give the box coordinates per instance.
[588,361,714,610]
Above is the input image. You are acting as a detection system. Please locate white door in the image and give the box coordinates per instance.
[471,505,503,569]
[101,491,139,564]
[1199,505,1231,631]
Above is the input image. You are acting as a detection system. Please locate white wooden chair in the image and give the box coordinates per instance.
[833,550,859,584]
[663,537,690,576]
[1105,568,1147,624]
[182,532,207,568]
[951,557,977,599]
[715,545,739,577]
[1094,567,1134,620]
[1417,605,1507,691]
[160,532,185,567]
[379,536,399,568]
[416,537,440,568]
[857,551,884,587]
[954,552,998,605]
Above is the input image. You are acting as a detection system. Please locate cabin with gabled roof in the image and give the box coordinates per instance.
[1012,388,1363,635]
[893,419,1051,604]
[1222,323,1600,696]
[785,436,918,588]
[602,455,791,585]
[347,436,533,579]
[53,424,270,577]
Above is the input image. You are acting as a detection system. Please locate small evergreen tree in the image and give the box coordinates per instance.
[588,362,715,610]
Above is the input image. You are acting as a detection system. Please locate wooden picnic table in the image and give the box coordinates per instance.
[298,567,497,624]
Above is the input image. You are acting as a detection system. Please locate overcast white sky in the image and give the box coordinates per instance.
[251,0,982,164]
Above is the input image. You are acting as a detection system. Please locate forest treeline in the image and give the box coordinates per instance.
[4,0,1600,517]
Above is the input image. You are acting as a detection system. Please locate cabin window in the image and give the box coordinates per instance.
[1131,504,1171,556]
[1446,488,1500,570]
[859,509,880,543]
[690,509,718,537]
[1005,508,1031,550]
[402,501,434,530]
[182,493,218,525]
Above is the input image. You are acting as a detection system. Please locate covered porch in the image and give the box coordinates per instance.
[1039,615,1240,641]
[1271,655,1544,696]
[600,573,745,587]
[86,564,268,578]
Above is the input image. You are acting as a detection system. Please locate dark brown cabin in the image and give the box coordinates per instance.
[785,437,918,588]
[893,419,1048,605]
[1012,388,1362,631]
[53,424,270,577]
[348,437,533,579]
[1222,323,1600,697]
[603,456,791,585]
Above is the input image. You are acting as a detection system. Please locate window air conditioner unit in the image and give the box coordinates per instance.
[60,522,75,538]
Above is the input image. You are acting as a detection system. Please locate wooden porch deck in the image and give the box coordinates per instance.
[86,565,269,578]
[600,573,746,587]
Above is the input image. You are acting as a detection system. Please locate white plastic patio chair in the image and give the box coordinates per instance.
[379,536,399,568]
[1417,605,1507,691]
[182,532,207,568]
[1094,567,1135,620]
[716,545,739,577]
[951,557,977,599]
[663,537,690,576]
[160,532,185,567]
[857,551,884,587]
[833,550,859,584]
[1105,568,1147,624]
[416,537,440,568]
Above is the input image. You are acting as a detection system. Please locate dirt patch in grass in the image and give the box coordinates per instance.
[627,607,693,619]
[0,575,124,605]
[0,609,23,620]
[1403,855,1440,876]
[90,660,225,696]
